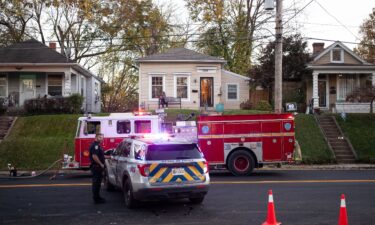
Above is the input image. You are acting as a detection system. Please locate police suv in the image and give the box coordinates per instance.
[103,135,210,208]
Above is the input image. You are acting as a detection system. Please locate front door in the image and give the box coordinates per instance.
[200,77,213,107]
[318,79,327,108]
[20,75,36,105]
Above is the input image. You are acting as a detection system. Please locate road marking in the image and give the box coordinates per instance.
[0,183,91,188]
[210,180,375,184]
[1,179,375,188]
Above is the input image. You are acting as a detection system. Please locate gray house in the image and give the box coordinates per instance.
[0,39,103,113]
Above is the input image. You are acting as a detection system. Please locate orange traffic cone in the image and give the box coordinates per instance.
[338,194,348,225]
[262,190,281,225]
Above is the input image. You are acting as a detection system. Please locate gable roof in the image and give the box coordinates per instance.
[223,69,252,81]
[135,48,226,63]
[311,41,369,65]
[0,39,75,64]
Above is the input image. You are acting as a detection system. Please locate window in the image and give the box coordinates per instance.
[117,120,131,134]
[135,120,151,133]
[150,76,163,99]
[331,48,343,63]
[175,76,189,99]
[84,121,101,135]
[227,84,238,100]
[134,144,145,160]
[197,67,217,73]
[0,74,7,97]
[146,144,203,161]
[94,82,99,102]
[338,75,357,100]
[48,75,62,96]
[80,76,85,96]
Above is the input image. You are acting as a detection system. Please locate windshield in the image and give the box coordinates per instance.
[146,144,203,161]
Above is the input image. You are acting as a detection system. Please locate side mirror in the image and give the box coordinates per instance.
[83,121,88,135]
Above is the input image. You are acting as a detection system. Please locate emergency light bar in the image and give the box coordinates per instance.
[134,111,152,116]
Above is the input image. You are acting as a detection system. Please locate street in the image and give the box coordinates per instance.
[0,170,374,225]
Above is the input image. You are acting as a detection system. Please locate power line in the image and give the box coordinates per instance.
[313,0,360,41]
[283,0,314,25]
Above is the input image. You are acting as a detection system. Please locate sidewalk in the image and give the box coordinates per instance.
[261,163,375,170]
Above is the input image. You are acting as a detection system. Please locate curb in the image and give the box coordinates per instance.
[260,164,375,170]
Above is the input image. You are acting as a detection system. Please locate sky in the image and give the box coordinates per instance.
[161,0,375,51]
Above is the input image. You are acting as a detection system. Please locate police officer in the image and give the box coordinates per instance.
[89,133,106,204]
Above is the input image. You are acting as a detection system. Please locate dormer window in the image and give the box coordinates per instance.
[331,48,344,63]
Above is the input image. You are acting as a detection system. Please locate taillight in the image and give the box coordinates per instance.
[137,164,150,177]
[203,161,209,173]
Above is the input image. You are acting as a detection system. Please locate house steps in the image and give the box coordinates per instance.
[0,117,16,141]
[316,115,356,164]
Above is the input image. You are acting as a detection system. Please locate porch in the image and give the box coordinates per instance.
[309,71,375,113]
[0,71,85,107]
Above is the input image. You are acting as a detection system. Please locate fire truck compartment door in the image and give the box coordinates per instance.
[262,137,283,161]
[198,122,224,163]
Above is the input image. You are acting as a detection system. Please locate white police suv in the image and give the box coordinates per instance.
[103,135,210,208]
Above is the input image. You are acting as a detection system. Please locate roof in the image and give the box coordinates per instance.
[310,41,370,65]
[0,39,104,83]
[135,48,226,63]
[222,69,252,81]
[0,39,75,64]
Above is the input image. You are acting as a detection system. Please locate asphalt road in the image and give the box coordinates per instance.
[0,170,375,225]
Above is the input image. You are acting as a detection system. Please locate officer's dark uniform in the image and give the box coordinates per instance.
[89,140,105,203]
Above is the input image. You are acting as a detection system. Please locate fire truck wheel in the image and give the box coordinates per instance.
[103,169,115,191]
[227,150,255,176]
[123,179,138,209]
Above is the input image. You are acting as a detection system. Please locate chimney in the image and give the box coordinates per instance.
[49,42,56,50]
[312,43,324,55]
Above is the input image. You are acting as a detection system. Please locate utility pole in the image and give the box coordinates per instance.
[274,0,283,113]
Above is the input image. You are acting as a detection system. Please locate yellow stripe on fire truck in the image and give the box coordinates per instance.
[197,132,295,139]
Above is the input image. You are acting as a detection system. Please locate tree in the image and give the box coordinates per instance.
[354,9,375,64]
[249,34,311,104]
[0,0,33,46]
[186,0,272,75]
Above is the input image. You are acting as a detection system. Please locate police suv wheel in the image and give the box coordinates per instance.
[227,150,255,176]
[189,197,205,204]
[103,170,115,191]
[123,179,137,208]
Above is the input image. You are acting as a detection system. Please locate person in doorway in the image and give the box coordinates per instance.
[159,91,168,108]
[89,133,106,204]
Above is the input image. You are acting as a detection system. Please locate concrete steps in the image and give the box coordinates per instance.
[0,117,15,141]
[317,115,356,163]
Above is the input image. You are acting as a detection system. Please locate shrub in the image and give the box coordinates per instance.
[240,99,253,110]
[24,94,84,114]
[254,100,272,111]
[68,94,84,114]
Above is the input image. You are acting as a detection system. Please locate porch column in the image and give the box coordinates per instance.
[372,72,375,87]
[64,69,71,96]
[312,72,319,108]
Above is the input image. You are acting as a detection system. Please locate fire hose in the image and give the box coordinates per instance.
[0,159,62,179]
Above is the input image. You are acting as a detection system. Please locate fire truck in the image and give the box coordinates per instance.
[196,113,295,176]
[63,112,295,176]
[62,112,169,169]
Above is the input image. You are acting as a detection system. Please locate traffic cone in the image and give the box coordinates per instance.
[338,194,348,225]
[262,190,281,225]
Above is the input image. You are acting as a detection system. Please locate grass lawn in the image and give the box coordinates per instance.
[0,115,80,170]
[295,114,334,164]
[0,110,334,170]
[336,114,375,163]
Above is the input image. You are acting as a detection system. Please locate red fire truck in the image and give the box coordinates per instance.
[196,113,295,176]
[62,112,167,169]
